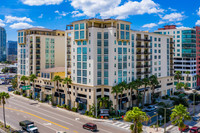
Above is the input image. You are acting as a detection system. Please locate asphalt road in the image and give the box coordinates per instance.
[0,85,130,133]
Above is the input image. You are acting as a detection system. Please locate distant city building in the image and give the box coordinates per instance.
[155,25,197,89]
[0,27,7,62]
[195,26,200,86]
[7,41,17,62]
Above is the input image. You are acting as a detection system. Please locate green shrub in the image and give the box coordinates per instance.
[6,125,10,129]
[72,107,77,112]
[22,93,27,97]
[52,103,57,106]
[62,104,66,108]
[66,105,70,110]
[88,111,93,116]
[120,112,125,116]
[84,111,89,115]
[174,92,180,95]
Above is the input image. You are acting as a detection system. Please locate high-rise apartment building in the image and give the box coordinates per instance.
[0,27,7,62]
[196,26,200,86]
[65,19,174,110]
[17,28,66,83]
[155,25,197,89]
[7,41,17,62]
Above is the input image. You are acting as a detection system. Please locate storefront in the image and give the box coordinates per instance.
[43,85,54,102]
[54,89,65,105]
[75,97,87,111]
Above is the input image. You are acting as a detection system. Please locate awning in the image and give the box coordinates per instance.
[22,85,31,90]
[99,114,109,116]
[122,97,128,104]
[76,97,87,104]
[44,85,54,90]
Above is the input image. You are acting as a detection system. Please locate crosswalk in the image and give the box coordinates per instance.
[104,121,131,130]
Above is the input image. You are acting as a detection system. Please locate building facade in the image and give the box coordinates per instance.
[155,25,197,89]
[0,27,7,62]
[7,41,17,62]
[17,28,66,86]
[196,26,200,86]
[65,19,174,111]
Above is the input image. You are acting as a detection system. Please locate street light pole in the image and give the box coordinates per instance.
[164,108,166,133]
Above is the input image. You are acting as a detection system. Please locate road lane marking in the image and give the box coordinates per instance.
[73,130,78,133]
[0,106,70,131]
[43,123,52,126]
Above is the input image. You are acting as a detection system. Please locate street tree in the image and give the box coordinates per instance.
[149,75,159,103]
[0,92,10,128]
[111,85,120,111]
[170,104,191,133]
[124,107,148,133]
[63,77,72,108]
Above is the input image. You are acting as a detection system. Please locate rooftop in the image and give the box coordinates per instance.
[41,67,65,73]
[18,27,64,32]
[71,18,131,24]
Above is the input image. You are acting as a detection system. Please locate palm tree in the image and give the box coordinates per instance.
[118,81,127,110]
[128,81,137,107]
[149,75,159,104]
[20,75,29,94]
[175,71,182,83]
[170,104,191,133]
[134,79,143,106]
[142,78,150,107]
[124,107,148,133]
[185,71,190,90]
[29,74,37,99]
[63,77,72,107]
[11,75,18,90]
[112,85,120,111]
[53,75,63,105]
[0,92,10,128]
[98,97,109,109]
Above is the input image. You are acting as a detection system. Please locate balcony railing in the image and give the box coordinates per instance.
[137,72,143,75]
[144,65,151,67]
[136,38,151,42]
[136,65,144,68]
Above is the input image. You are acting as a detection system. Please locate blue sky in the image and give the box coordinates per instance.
[0,0,200,41]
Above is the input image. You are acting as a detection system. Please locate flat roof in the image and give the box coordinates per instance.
[71,18,131,24]
[18,27,64,32]
[41,67,65,73]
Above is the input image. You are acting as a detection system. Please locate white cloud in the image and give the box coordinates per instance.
[55,10,68,17]
[142,23,157,28]
[38,14,43,18]
[168,7,177,12]
[197,7,200,17]
[5,15,32,23]
[21,0,63,6]
[9,22,33,29]
[158,21,165,24]
[162,12,185,22]
[176,26,190,29]
[0,19,5,27]
[71,11,85,17]
[196,20,200,25]
[70,0,164,19]
[175,22,182,26]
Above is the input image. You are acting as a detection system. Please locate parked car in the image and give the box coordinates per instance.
[192,116,200,121]
[179,125,189,132]
[145,105,156,112]
[83,123,97,132]
[8,86,14,92]
[19,120,38,133]
[190,126,200,133]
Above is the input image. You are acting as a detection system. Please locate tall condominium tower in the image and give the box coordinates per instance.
[65,19,174,111]
[155,25,197,89]
[7,41,17,62]
[17,28,66,83]
[0,27,7,61]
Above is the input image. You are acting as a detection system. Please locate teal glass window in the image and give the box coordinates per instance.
[123,55,127,61]
[123,41,127,45]
[126,32,129,40]
[80,31,84,39]
[83,78,87,84]
[82,47,87,54]
[97,48,101,54]
[77,70,81,76]
[126,25,130,30]
[104,56,108,62]
[120,24,124,30]
[123,63,127,69]
[104,71,108,77]
[121,31,124,39]
[123,48,127,54]
[97,78,101,85]
[118,55,122,62]
[77,41,81,45]
[97,63,101,69]
[75,31,79,39]
[83,70,87,76]
[77,77,81,83]
[83,41,87,45]
[104,78,108,85]
[83,62,87,69]
[97,40,101,46]
[104,40,108,46]
[75,24,79,30]
[82,55,87,61]
[77,55,81,61]
[131,34,134,40]
[177,44,180,47]
[77,62,81,69]
[118,63,122,69]
[97,32,101,39]
[80,23,84,29]
[21,32,23,36]
[177,31,180,34]
[97,56,101,62]
[104,63,108,69]
[104,48,108,54]
[77,48,81,54]
[104,32,108,39]
[97,71,101,77]
[118,48,122,54]
[177,40,180,42]
[118,41,122,45]
[118,70,122,77]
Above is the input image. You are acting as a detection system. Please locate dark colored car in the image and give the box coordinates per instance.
[192,116,200,121]
[83,123,97,132]
[190,126,200,133]
[179,125,189,132]
[8,86,14,92]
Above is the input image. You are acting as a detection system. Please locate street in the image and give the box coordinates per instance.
[0,85,131,133]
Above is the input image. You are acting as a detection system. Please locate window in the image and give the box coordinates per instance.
[120,24,124,30]
[126,32,129,40]
[75,31,79,39]
[83,41,87,45]
[97,40,101,46]
[104,40,108,46]
[80,23,84,29]
[83,62,87,69]
[82,47,87,54]
[104,32,108,39]
[77,41,81,45]
[121,31,124,39]
[126,25,130,30]
[75,24,79,30]
[82,55,87,61]
[80,31,84,39]
[97,32,101,39]
[77,48,81,54]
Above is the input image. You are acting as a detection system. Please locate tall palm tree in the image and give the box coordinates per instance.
[63,77,72,107]
[0,92,10,128]
[185,71,190,90]
[142,78,150,107]
[20,75,29,94]
[134,79,143,106]
[128,81,137,107]
[124,107,148,133]
[118,81,127,110]
[149,75,159,104]
[175,71,182,83]
[11,75,18,90]
[170,104,191,133]
[29,74,37,99]
[112,85,120,111]
[53,75,63,105]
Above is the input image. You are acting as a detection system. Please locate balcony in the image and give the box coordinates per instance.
[67,52,71,54]
[136,65,144,68]
[144,58,152,61]
[144,65,151,68]
[136,58,144,61]
[136,38,151,42]
[137,72,143,75]
[170,41,175,44]
[136,45,151,48]
[144,52,152,55]
[143,71,151,74]
[136,52,144,55]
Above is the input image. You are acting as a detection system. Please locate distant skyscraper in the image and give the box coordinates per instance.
[0,27,6,62]
[7,41,17,62]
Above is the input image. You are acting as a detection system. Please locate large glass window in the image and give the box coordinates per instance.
[126,25,130,30]
[121,31,124,39]
[77,41,81,45]
[83,41,87,45]
[97,40,101,46]
[77,48,81,54]
[83,70,87,76]
[104,40,108,46]
[77,77,81,83]
[77,70,81,76]
[104,48,108,54]
[83,62,87,69]
[80,23,84,29]
[104,78,108,85]
[104,63,108,69]
[120,24,124,30]
[104,32,108,39]
[97,32,101,39]
[82,47,87,54]
[80,31,84,39]
[126,32,129,40]
[75,31,79,39]
[75,24,79,30]
[82,55,87,61]
[77,62,81,69]
[77,55,81,61]
[97,48,101,54]
[118,48,122,54]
